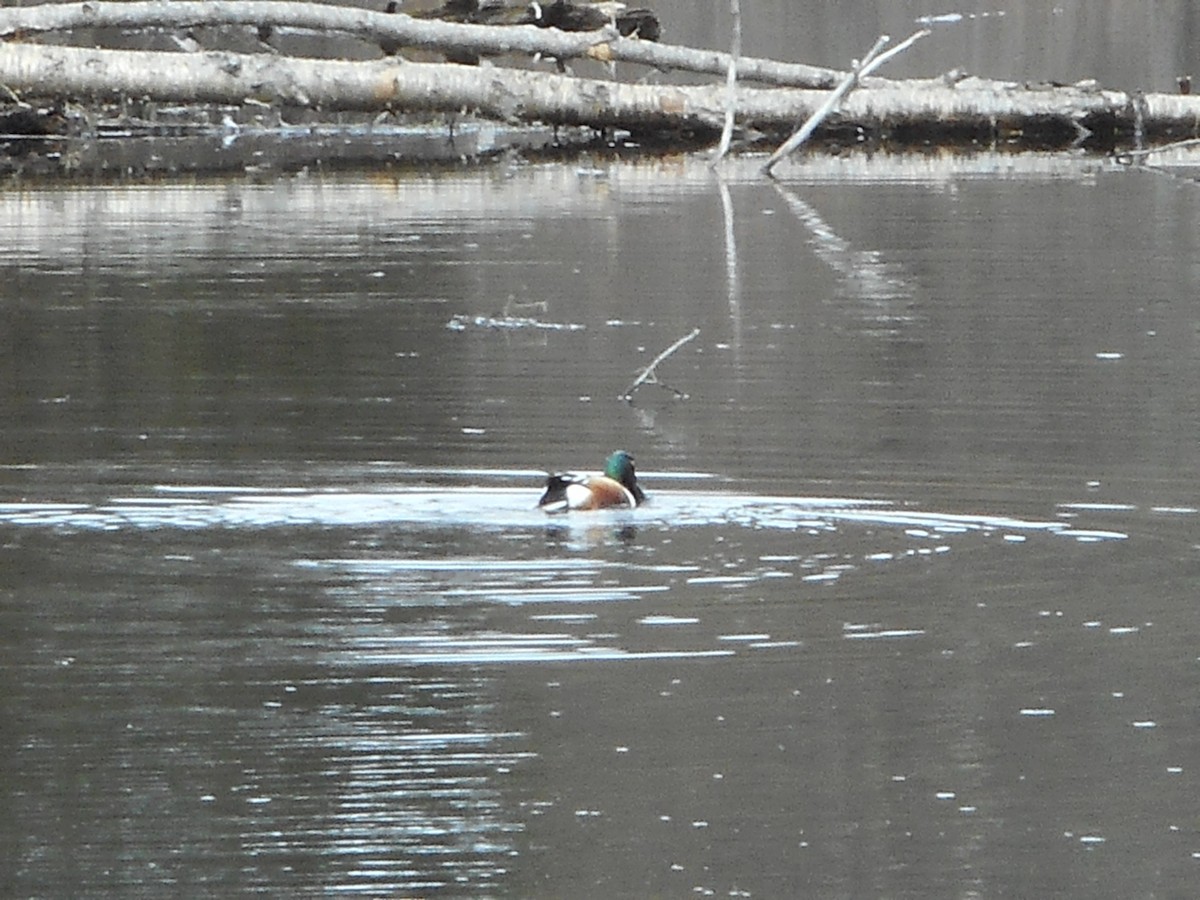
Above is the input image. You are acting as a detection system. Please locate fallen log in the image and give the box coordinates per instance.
[2,1,1200,157]
[0,0,844,89]
[3,39,1199,149]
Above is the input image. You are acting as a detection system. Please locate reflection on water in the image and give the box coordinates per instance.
[4,151,1200,896]
[4,469,1183,894]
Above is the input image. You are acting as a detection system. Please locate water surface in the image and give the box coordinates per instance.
[2,153,1199,896]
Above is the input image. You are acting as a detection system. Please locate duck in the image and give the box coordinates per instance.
[407,0,523,25]
[379,1,403,56]
[538,450,647,512]
[396,0,527,63]
[520,0,661,40]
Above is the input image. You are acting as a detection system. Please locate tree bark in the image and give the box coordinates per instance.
[1,2,1199,148]
[0,0,844,89]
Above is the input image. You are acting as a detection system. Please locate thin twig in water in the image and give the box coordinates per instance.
[1114,137,1200,182]
[621,327,700,401]
[762,29,930,176]
[709,0,742,167]
[1117,136,1200,159]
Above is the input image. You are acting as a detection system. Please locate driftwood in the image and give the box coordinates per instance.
[621,328,700,401]
[1,1,1199,153]
[763,29,929,174]
[5,39,1198,144]
[709,0,742,166]
[0,1,844,89]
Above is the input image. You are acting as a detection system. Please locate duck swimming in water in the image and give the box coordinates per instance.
[538,450,647,512]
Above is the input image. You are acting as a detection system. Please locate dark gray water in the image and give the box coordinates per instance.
[664,0,1200,92]
[3,149,1199,897]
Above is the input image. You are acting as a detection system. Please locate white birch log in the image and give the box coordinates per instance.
[4,40,1197,140]
[2,4,1200,145]
[0,0,844,89]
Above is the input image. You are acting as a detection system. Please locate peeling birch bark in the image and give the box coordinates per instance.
[0,0,843,89]
[1,2,1199,151]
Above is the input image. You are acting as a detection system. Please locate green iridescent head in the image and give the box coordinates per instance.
[604,450,633,480]
[604,450,645,504]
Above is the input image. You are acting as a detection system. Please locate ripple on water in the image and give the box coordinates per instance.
[0,483,1131,544]
[338,633,736,666]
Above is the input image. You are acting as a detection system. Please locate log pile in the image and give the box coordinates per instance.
[1,0,1199,162]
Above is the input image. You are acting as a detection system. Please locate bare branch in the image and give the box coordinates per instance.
[709,0,742,167]
[621,328,700,401]
[859,29,930,78]
[762,29,930,176]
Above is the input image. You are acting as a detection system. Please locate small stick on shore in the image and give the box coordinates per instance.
[621,327,700,401]
[762,28,929,176]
